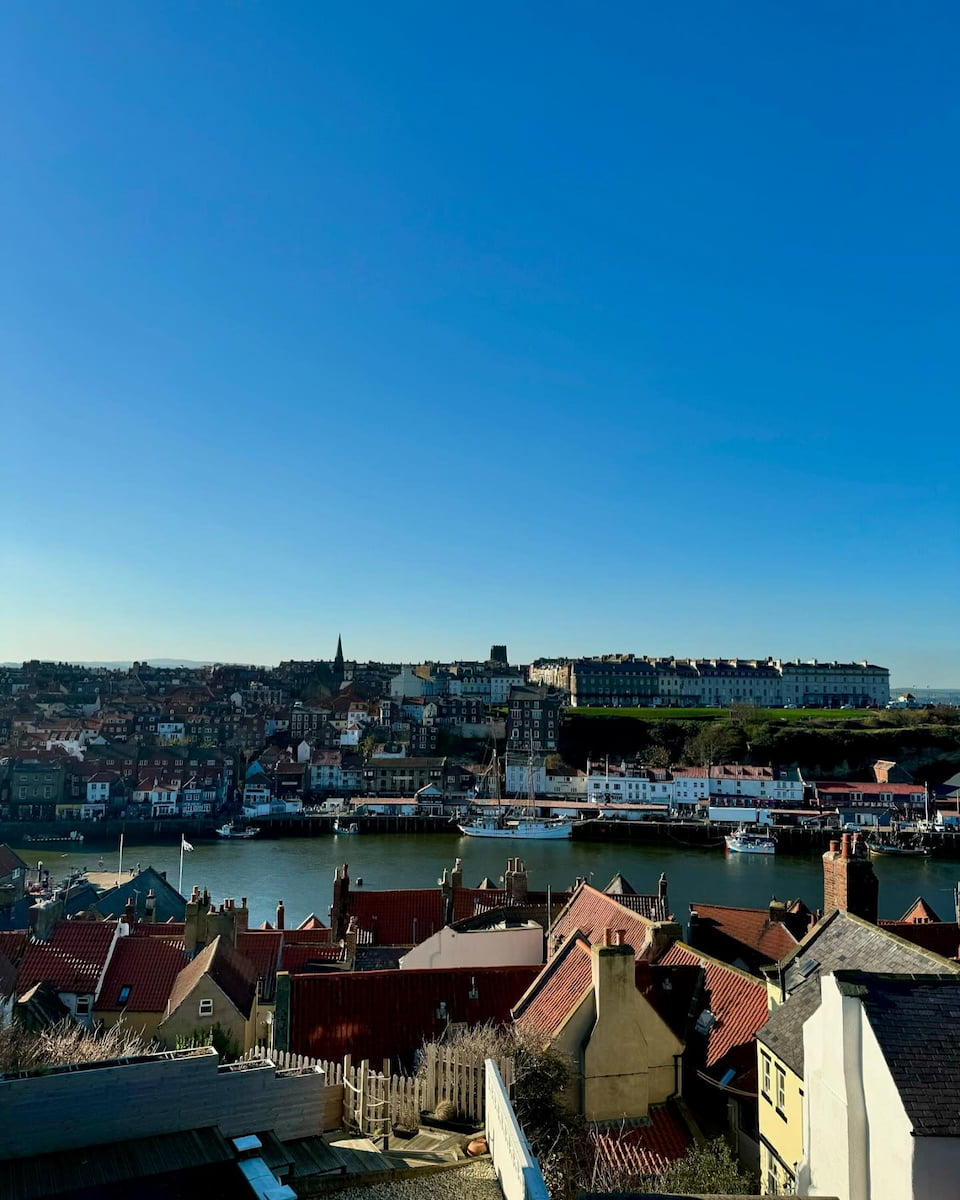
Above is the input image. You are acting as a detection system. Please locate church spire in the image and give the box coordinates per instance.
[333,634,345,689]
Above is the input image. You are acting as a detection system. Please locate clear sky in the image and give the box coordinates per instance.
[3,3,958,682]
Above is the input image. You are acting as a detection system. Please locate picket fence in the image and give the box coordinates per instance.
[240,1044,514,1136]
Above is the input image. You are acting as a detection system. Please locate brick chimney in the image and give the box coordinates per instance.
[331,864,351,940]
[823,834,878,923]
[769,896,787,923]
[342,916,359,970]
[184,885,211,956]
[275,900,285,930]
[144,889,156,923]
[505,857,528,904]
[584,931,651,1122]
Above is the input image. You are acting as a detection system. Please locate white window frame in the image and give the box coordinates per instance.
[198,998,214,1017]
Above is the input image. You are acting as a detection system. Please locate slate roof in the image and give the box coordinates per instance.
[97,935,187,1012]
[590,1105,691,1177]
[843,971,960,1136]
[17,920,116,995]
[286,965,539,1064]
[164,935,257,1020]
[88,866,187,923]
[657,941,768,1072]
[757,911,960,1075]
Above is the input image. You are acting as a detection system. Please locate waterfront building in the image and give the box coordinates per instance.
[570,655,890,708]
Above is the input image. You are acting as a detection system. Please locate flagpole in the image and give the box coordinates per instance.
[179,834,184,896]
[118,831,124,881]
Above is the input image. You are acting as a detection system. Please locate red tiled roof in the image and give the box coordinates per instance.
[898,897,942,923]
[451,888,561,922]
[591,1105,691,1178]
[297,914,328,930]
[130,921,186,937]
[877,921,960,959]
[550,886,659,959]
[0,844,28,875]
[17,921,117,995]
[0,930,28,967]
[97,935,187,1011]
[279,927,334,945]
[286,965,539,1063]
[237,931,283,996]
[513,936,593,1037]
[281,944,344,973]
[657,942,767,1069]
[815,781,923,795]
[690,903,799,965]
[345,890,445,946]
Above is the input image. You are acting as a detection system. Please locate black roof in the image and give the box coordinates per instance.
[838,971,960,1137]
[757,911,960,1075]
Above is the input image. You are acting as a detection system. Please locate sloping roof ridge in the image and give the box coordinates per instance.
[662,939,763,986]
[840,910,960,971]
[762,908,844,975]
[164,937,219,1015]
[692,900,787,916]
[511,929,590,1021]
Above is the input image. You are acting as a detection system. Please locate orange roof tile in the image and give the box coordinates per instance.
[17,921,116,995]
[513,935,593,1038]
[97,935,187,1012]
[281,944,344,972]
[591,1105,691,1177]
[345,889,444,946]
[689,902,799,965]
[657,941,767,1069]
[550,885,659,960]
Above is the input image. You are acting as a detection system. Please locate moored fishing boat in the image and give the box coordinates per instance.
[724,825,776,855]
[866,839,931,858]
[215,823,259,840]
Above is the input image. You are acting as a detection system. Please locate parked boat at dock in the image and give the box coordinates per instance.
[866,839,931,858]
[724,826,776,855]
[215,823,259,840]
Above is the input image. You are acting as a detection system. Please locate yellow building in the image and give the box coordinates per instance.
[755,910,960,1195]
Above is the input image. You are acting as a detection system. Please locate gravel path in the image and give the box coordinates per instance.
[330,1159,501,1200]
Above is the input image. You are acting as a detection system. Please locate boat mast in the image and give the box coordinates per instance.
[527,733,536,818]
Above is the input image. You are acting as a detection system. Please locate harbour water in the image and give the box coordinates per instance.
[12,833,959,931]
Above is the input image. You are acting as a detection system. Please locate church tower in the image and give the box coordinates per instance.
[333,634,345,691]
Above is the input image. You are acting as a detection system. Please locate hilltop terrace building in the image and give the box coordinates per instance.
[570,656,889,709]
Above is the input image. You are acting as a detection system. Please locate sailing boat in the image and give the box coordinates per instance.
[458,742,573,840]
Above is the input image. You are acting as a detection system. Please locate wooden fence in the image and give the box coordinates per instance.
[240,1045,514,1136]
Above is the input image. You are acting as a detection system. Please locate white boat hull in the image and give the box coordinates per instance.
[458,820,572,840]
[725,836,775,855]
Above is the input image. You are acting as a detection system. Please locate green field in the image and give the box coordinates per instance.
[567,706,879,722]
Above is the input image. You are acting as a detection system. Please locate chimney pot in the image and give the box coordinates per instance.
[829,840,839,854]
[841,834,852,859]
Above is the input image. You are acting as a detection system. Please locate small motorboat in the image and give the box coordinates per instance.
[866,840,931,858]
[724,825,776,855]
[333,818,359,835]
[25,831,84,844]
[215,823,259,840]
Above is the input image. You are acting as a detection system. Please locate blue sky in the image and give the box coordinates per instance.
[3,2,958,682]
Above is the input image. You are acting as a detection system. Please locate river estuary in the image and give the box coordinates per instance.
[12,833,960,930]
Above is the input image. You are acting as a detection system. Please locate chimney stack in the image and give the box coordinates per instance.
[144,889,156,923]
[823,834,878,923]
[276,900,285,930]
[584,934,650,1122]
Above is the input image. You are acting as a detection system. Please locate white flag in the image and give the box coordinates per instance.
[181,836,194,852]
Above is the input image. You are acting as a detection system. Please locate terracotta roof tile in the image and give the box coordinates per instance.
[279,927,334,945]
[97,935,187,1012]
[657,941,768,1069]
[591,1105,691,1177]
[345,889,445,946]
[550,885,660,959]
[689,902,799,968]
[236,931,283,1000]
[0,845,28,876]
[17,921,116,995]
[281,944,344,973]
[165,935,257,1020]
[876,921,960,959]
[287,965,539,1063]
[513,935,593,1037]
[0,930,28,967]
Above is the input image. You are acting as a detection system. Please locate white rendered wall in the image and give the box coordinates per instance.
[400,924,543,971]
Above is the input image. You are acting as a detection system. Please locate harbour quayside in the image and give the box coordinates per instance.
[458,747,573,840]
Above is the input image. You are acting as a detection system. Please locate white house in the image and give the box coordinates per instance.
[799,970,960,1200]
[157,721,185,744]
[400,920,544,971]
[586,766,674,809]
